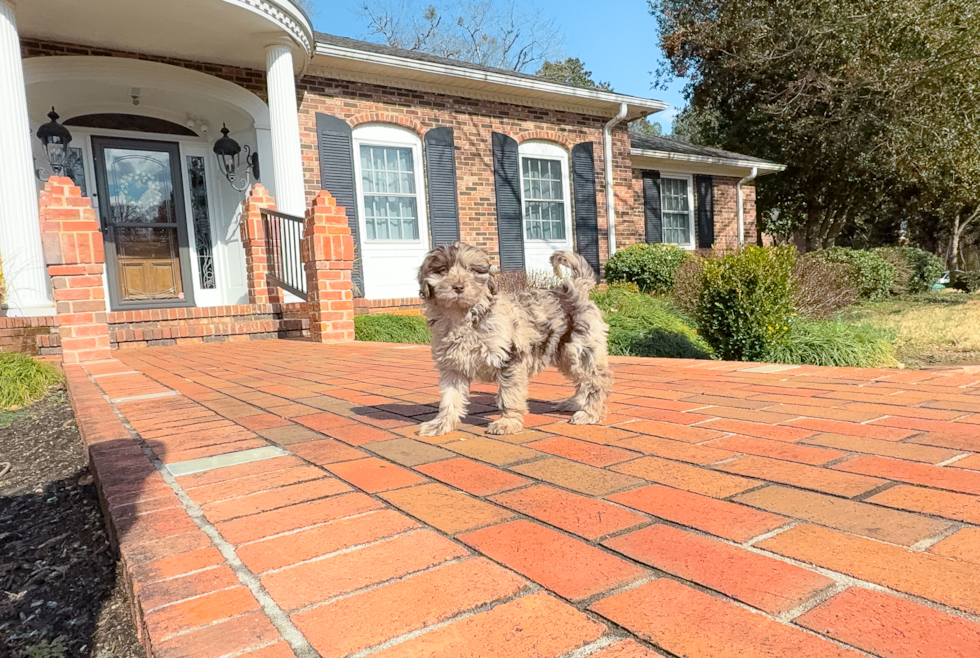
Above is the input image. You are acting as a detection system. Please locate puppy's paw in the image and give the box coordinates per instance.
[570,410,602,425]
[486,417,524,435]
[555,397,581,412]
[417,418,456,437]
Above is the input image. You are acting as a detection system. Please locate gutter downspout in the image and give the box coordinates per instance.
[736,166,759,245]
[604,102,629,257]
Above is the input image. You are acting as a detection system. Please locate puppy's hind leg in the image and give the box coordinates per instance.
[487,365,528,435]
[565,345,613,425]
[418,370,469,436]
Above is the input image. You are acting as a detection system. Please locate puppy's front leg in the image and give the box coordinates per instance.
[487,365,528,435]
[418,370,469,436]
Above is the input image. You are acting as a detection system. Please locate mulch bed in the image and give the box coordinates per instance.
[0,391,144,658]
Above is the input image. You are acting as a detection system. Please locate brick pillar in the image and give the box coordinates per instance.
[239,183,280,305]
[38,176,111,363]
[301,191,355,342]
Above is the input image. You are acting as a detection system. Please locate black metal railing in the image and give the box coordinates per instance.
[261,208,308,300]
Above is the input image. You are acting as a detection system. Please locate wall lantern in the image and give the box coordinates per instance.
[35,107,73,177]
[213,123,260,192]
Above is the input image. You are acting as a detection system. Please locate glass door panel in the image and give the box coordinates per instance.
[92,138,194,308]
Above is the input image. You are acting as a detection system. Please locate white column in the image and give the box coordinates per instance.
[0,0,53,316]
[265,42,305,217]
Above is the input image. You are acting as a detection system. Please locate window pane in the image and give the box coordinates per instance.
[522,156,566,241]
[359,143,420,241]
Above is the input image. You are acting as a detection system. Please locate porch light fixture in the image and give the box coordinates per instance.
[213,123,260,192]
[35,107,73,176]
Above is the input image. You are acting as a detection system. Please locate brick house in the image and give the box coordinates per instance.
[0,0,781,354]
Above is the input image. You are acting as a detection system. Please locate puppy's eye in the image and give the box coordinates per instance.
[470,266,489,274]
[433,267,447,275]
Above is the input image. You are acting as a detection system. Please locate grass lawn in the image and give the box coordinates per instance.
[840,290,980,368]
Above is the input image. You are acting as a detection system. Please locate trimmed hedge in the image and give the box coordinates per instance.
[812,248,895,301]
[695,245,797,361]
[604,243,689,294]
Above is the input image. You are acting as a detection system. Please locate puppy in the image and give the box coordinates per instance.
[417,242,613,436]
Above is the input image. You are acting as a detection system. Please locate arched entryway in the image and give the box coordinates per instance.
[24,56,272,309]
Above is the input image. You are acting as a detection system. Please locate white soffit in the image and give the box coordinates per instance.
[311,42,668,119]
[631,149,786,176]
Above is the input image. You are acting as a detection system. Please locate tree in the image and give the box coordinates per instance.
[628,117,663,136]
[653,0,980,253]
[358,0,563,72]
[536,58,611,90]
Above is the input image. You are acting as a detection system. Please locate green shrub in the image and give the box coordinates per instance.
[895,246,945,293]
[0,352,63,409]
[813,248,895,300]
[605,243,689,294]
[766,320,896,367]
[354,314,431,344]
[874,248,913,296]
[952,270,980,293]
[591,286,712,359]
[695,245,797,361]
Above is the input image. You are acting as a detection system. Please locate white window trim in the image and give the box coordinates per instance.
[518,141,573,244]
[659,172,697,250]
[352,124,428,246]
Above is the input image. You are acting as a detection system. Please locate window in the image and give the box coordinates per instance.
[522,157,566,240]
[518,141,572,244]
[359,144,420,241]
[660,175,695,247]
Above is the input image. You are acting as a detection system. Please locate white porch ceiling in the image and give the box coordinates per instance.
[17,0,313,72]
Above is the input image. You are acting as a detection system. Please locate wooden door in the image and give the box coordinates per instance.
[92,137,195,308]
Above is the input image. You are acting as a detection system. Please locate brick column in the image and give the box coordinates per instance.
[301,191,355,342]
[239,183,280,304]
[38,176,111,363]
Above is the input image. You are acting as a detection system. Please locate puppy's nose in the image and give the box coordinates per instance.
[452,283,465,293]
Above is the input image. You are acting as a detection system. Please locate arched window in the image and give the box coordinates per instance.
[517,140,573,273]
[351,124,430,300]
[64,114,198,136]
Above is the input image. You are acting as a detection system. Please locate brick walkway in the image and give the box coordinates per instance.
[66,340,980,658]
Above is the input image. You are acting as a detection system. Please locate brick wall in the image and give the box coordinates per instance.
[107,304,308,349]
[353,298,423,316]
[625,171,757,250]
[0,317,60,355]
[296,76,633,268]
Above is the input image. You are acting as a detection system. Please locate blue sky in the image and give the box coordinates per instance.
[304,0,687,131]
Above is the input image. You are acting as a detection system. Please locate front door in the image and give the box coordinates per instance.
[92,137,195,308]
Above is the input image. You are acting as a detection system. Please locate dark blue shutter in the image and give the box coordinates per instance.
[571,142,600,278]
[642,171,662,243]
[315,113,363,295]
[492,132,525,272]
[424,127,460,246]
[695,174,714,249]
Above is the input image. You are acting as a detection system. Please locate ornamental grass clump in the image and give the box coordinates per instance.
[695,245,797,361]
[0,352,63,409]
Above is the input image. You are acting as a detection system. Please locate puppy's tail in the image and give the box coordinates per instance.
[551,251,597,290]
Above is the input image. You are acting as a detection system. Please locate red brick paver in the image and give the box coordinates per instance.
[66,341,980,658]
